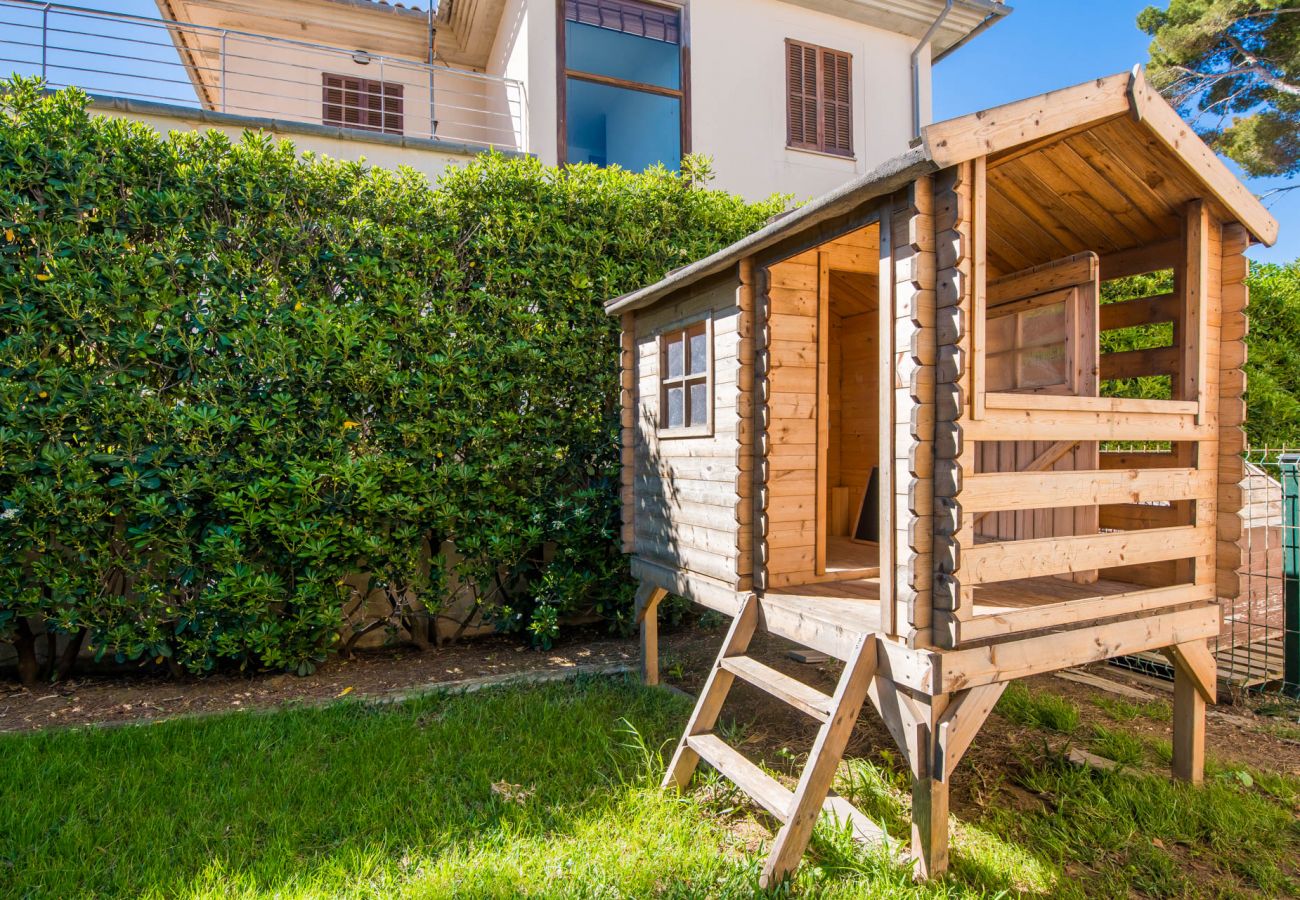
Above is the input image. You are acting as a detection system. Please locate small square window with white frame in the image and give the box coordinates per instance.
[658,319,712,435]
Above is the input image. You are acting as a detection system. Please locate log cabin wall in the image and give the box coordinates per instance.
[933,162,973,649]
[890,179,938,641]
[1217,224,1250,605]
[763,250,820,589]
[628,272,748,609]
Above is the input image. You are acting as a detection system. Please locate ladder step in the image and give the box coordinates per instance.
[687,733,793,822]
[721,656,835,722]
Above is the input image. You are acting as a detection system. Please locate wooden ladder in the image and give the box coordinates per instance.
[662,594,884,887]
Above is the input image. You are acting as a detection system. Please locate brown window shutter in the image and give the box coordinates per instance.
[384,83,404,136]
[322,73,404,136]
[787,40,851,155]
[323,73,343,124]
[786,40,819,150]
[566,0,681,43]
[822,49,852,156]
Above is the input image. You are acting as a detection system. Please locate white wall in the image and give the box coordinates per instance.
[217,34,436,137]
[487,0,559,164]
[688,0,921,201]
[208,33,523,151]
[502,0,923,200]
[91,102,479,183]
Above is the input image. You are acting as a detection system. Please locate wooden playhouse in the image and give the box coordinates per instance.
[605,70,1279,885]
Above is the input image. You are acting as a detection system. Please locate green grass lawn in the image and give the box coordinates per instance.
[1,675,1297,898]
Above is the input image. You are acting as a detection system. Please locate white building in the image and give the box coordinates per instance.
[4,0,1011,199]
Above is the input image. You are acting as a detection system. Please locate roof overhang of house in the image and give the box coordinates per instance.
[432,0,510,68]
[604,67,1279,318]
[779,0,1011,59]
[155,0,432,100]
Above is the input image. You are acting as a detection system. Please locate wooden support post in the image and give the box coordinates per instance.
[761,634,879,887]
[662,596,759,789]
[636,583,668,686]
[1163,639,1214,784]
[1171,662,1206,784]
[910,692,951,879]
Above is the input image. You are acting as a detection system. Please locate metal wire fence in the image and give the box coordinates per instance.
[1111,447,1300,698]
[0,0,526,150]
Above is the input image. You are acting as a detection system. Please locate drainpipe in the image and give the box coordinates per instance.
[427,4,436,138]
[933,3,1012,65]
[911,0,954,141]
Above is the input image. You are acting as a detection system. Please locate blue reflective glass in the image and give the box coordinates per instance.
[565,21,680,90]
[566,78,681,171]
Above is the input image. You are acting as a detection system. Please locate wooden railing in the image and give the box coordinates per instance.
[958,394,1215,644]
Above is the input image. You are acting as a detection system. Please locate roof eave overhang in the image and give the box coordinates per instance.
[606,67,1279,319]
[920,67,1278,247]
[777,1,1011,57]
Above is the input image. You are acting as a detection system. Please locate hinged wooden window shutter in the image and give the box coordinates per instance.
[822,49,852,155]
[786,40,819,150]
[785,39,853,157]
[322,73,404,136]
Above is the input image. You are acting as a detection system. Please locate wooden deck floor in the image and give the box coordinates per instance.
[767,574,1148,632]
[761,577,883,660]
[823,537,880,581]
[970,576,1146,615]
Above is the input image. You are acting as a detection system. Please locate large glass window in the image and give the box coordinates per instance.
[561,0,686,171]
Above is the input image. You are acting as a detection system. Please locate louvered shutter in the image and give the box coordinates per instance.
[383,82,404,135]
[322,74,403,135]
[786,40,819,150]
[323,73,344,125]
[822,50,852,156]
[344,76,365,129]
[565,0,681,43]
[364,78,383,131]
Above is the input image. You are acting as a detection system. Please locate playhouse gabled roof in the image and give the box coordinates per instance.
[605,69,1279,317]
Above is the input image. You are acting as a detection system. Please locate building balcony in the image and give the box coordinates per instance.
[0,0,527,158]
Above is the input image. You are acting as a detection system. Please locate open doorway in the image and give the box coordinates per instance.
[820,269,881,579]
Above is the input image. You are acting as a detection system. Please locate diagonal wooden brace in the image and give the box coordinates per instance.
[933,682,1007,781]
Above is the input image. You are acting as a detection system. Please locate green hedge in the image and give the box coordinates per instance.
[0,79,784,679]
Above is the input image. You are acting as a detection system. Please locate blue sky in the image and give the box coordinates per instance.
[934,0,1296,263]
[6,0,1293,261]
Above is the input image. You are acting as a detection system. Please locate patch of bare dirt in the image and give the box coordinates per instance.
[0,627,715,734]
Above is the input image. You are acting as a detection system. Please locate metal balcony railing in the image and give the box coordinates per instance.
[0,0,527,151]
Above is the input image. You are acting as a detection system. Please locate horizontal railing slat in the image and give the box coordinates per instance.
[960,582,1215,643]
[965,407,1210,443]
[961,525,1212,585]
[1099,293,1177,331]
[1100,346,1178,380]
[960,467,1211,512]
